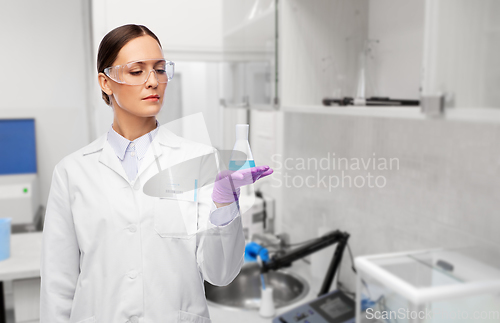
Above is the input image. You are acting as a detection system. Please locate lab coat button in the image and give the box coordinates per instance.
[131,151,136,157]
[128,270,138,279]
[130,142,135,147]
[128,224,137,233]
[130,316,139,323]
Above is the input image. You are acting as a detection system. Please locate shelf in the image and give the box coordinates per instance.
[282,105,500,123]
[282,105,423,119]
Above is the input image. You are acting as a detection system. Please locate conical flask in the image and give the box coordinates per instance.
[229,124,255,171]
[228,124,255,216]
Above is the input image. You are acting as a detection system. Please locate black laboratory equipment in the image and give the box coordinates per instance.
[322,97,419,106]
[261,230,356,323]
[272,289,355,323]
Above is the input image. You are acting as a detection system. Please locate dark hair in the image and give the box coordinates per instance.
[97,24,162,106]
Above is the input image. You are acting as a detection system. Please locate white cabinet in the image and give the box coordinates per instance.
[221,0,277,109]
[93,0,224,56]
[421,0,500,109]
[220,61,274,108]
[277,0,500,110]
[279,0,421,107]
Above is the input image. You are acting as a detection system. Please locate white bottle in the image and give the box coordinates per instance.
[259,286,276,318]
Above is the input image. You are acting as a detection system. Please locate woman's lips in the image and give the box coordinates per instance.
[143,96,159,101]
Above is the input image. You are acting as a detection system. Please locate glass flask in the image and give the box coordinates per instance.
[228,124,256,216]
[229,124,255,171]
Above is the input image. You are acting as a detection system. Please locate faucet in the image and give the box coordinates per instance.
[251,232,288,251]
[260,230,350,297]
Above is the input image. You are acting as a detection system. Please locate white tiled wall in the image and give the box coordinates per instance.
[279,111,500,292]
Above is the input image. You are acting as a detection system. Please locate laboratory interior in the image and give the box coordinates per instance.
[1,0,500,322]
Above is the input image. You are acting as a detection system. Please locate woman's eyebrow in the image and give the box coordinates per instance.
[133,59,166,64]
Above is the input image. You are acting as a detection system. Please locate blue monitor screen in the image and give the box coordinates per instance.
[0,119,37,175]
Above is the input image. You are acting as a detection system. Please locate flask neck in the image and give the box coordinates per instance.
[235,124,249,141]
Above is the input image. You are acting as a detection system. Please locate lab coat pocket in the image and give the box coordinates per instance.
[154,197,197,239]
[178,310,212,323]
[75,316,95,323]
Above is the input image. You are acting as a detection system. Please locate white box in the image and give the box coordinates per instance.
[355,247,500,323]
[0,174,39,224]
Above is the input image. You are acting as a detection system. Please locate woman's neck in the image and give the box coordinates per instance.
[111,115,157,141]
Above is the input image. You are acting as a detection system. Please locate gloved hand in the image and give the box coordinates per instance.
[211,165,274,204]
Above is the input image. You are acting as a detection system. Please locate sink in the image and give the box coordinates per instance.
[204,262,309,310]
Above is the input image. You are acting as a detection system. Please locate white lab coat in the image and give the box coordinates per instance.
[40,126,245,323]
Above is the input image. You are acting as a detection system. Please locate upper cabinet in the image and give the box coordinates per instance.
[422,0,500,109]
[223,0,275,53]
[230,0,499,112]
[279,0,424,108]
[221,0,278,109]
[91,0,226,62]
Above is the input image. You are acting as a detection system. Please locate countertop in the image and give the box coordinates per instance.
[207,259,320,323]
[0,232,42,281]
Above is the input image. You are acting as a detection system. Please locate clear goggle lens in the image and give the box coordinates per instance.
[104,59,174,85]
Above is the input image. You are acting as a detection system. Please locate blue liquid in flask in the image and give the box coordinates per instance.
[229,160,255,171]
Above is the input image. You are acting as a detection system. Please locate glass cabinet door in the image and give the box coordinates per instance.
[245,61,273,106]
[220,61,248,107]
[221,0,277,109]
[422,0,500,109]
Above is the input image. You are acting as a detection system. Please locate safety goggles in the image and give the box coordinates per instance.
[104,58,175,85]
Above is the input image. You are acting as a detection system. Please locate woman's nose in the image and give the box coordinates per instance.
[145,70,159,87]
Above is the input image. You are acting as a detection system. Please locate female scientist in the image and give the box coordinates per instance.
[40,24,273,323]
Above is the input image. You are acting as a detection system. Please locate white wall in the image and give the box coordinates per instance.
[0,0,91,207]
[280,111,500,294]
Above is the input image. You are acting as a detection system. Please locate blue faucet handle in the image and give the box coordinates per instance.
[245,242,269,262]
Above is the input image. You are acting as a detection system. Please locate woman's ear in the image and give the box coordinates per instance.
[98,72,113,96]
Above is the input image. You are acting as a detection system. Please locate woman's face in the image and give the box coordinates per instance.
[99,35,167,117]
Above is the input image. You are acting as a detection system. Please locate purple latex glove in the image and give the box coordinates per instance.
[212,166,274,204]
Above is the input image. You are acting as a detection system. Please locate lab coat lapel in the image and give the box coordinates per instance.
[98,140,130,184]
[81,132,130,185]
